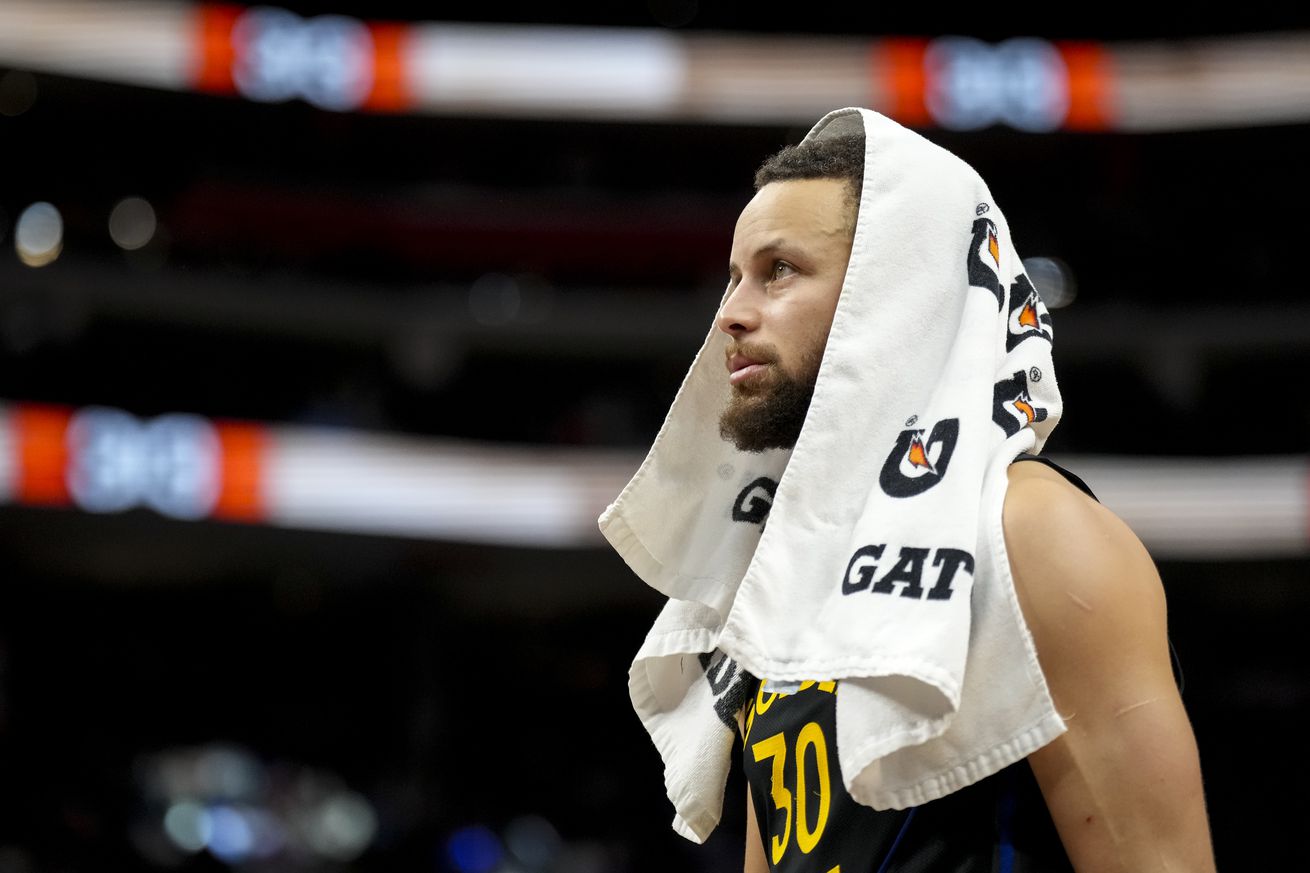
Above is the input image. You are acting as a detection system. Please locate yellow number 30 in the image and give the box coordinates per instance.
[751,722,832,863]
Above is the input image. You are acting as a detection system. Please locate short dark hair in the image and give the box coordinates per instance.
[752,133,865,228]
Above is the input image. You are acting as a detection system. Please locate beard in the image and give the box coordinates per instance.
[718,342,821,453]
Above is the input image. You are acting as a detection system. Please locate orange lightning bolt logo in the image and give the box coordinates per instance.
[1018,294,1040,329]
[1012,396,1036,424]
[907,433,936,472]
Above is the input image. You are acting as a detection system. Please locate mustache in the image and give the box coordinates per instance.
[724,340,780,365]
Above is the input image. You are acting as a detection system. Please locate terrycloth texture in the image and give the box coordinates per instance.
[599,107,1066,843]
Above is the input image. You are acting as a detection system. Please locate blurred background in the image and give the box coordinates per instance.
[0,1,1308,870]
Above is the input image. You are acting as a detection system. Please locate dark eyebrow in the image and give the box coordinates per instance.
[728,238,789,277]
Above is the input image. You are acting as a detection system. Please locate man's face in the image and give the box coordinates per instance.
[718,178,854,452]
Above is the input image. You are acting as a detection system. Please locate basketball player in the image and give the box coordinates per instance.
[722,132,1216,871]
[602,107,1216,871]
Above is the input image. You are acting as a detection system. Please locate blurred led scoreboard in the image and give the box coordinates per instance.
[0,401,1305,559]
[197,4,409,112]
[0,401,626,547]
[198,5,1105,130]
[4,403,262,522]
[5,2,1309,130]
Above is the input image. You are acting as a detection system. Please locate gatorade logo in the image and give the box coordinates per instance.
[966,217,1004,309]
[992,370,1049,437]
[879,418,960,497]
[842,543,974,601]
[699,650,755,731]
[732,476,777,524]
[1006,273,1053,351]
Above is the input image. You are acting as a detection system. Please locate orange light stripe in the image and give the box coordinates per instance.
[364,22,412,113]
[878,38,931,128]
[1059,41,1111,131]
[14,403,73,506]
[195,4,242,94]
[212,421,266,522]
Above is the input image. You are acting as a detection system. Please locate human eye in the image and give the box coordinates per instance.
[771,260,796,281]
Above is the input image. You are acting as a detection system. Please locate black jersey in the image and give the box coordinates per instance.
[742,677,1073,872]
[741,457,1095,872]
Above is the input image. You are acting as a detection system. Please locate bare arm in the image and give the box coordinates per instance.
[1004,462,1215,873]
[744,786,769,873]
[739,708,770,873]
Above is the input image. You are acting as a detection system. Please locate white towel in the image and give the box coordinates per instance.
[599,107,1067,843]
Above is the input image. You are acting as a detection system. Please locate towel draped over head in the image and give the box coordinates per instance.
[598,107,1066,842]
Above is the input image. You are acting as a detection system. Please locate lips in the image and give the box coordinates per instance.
[727,352,770,386]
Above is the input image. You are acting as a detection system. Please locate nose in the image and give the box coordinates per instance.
[716,282,760,338]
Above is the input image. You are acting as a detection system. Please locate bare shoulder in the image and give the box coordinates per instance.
[1003,459,1155,576]
[1002,465,1216,872]
[1002,460,1166,649]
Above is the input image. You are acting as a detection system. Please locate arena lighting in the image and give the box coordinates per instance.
[205,805,257,863]
[0,400,1305,558]
[141,744,374,865]
[14,202,64,267]
[0,401,625,546]
[228,7,376,111]
[163,801,211,853]
[2,1,1310,130]
[446,825,504,873]
[923,37,1070,133]
[503,815,564,869]
[408,22,682,115]
[108,197,159,251]
[304,792,377,862]
[467,272,522,326]
[1021,256,1075,309]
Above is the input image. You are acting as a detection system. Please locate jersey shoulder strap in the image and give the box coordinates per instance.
[1011,453,1097,501]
